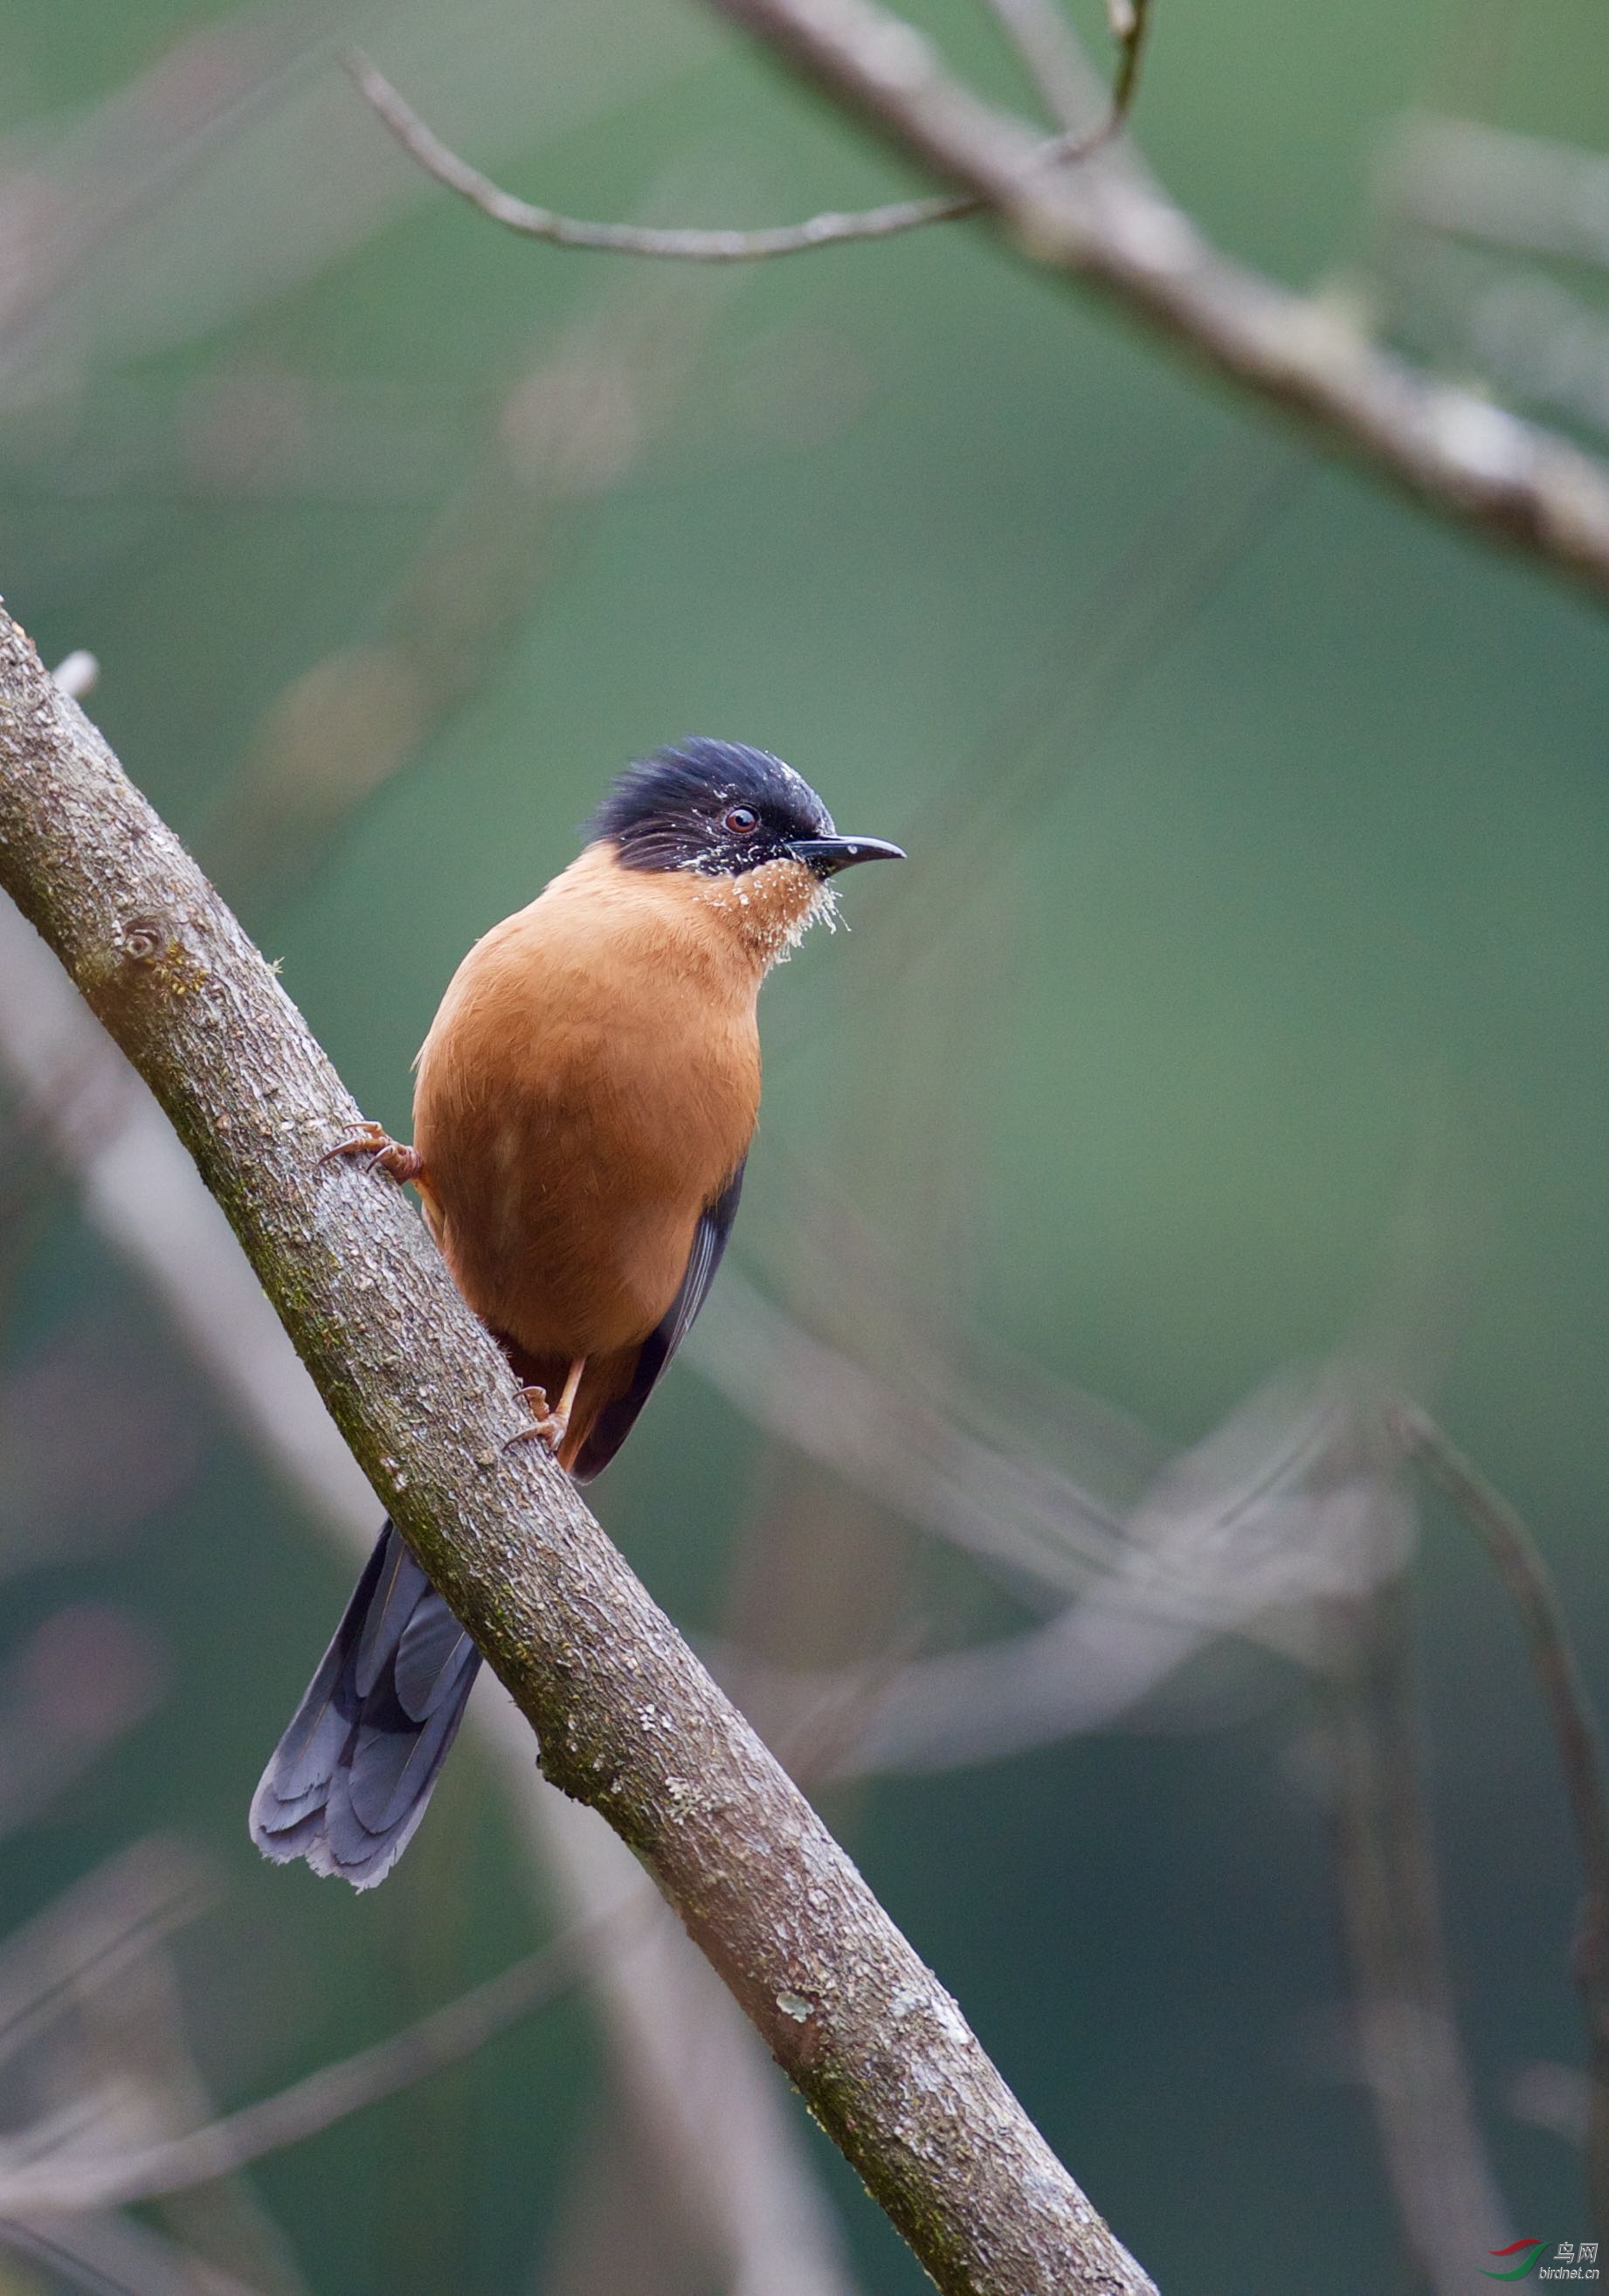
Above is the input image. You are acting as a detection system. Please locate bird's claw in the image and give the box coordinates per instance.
[503,1383,568,1455]
[321,1121,424,1186]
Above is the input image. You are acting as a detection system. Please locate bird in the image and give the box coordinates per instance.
[250,738,903,1887]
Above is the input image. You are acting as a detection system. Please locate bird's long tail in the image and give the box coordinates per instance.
[250,1523,480,1889]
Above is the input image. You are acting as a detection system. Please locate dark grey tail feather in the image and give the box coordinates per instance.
[250,1522,480,1890]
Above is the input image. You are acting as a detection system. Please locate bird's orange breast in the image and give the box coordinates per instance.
[411,843,815,1369]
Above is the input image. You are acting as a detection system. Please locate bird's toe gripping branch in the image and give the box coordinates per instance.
[505,1360,586,1455]
[321,1120,425,1187]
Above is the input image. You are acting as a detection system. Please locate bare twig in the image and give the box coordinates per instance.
[349,51,970,255]
[0,608,1153,2296]
[0,1840,215,2074]
[44,1935,311,2296]
[0,1911,635,2215]
[344,4,1150,263]
[1103,0,1150,131]
[1322,1581,1514,2288]
[1396,1403,1609,2236]
[696,1268,1405,1628]
[707,1354,1415,1775]
[697,0,1609,603]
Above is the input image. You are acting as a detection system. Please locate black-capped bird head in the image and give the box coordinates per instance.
[586,737,905,882]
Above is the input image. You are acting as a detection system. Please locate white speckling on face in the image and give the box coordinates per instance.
[694,860,836,969]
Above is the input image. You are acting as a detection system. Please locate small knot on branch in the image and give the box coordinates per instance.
[122,917,167,965]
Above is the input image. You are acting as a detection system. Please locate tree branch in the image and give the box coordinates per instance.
[1322,1581,1514,2286]
[1395,1405,1609,2237]
[343,3,1148,265]
[698,0,1609,603]
[0,601,1154,2296]
[348,50,970,257]
[0,1911,637,2215]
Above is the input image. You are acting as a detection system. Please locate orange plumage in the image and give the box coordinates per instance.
[411,840,823,1472]
[252,740,901,1886]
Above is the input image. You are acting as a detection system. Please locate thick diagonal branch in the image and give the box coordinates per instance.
[0,602,1153,2296]
[700,0,1609,603]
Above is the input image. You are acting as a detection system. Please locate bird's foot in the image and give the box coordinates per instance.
[321,1120,425,1187]
[503,1361,585,1457]
[504,1384,568,1454]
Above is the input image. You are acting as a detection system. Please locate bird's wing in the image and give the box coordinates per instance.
[570,1160,746,1481]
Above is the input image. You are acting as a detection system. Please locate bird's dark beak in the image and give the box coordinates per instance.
[785,835,906,878]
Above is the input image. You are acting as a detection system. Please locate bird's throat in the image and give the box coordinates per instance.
[688,855,832,971]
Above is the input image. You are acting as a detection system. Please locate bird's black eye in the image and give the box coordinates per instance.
[722,805,759,834]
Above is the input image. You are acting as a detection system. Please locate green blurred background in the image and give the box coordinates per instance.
[3,0,1608,2290]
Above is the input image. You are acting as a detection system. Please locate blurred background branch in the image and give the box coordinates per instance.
[1400,1408,1609,2240]
[1322,1580,1514,2286]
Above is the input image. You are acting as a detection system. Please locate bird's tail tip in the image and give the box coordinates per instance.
[250,1521,480,1891]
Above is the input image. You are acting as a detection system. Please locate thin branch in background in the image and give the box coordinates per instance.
[1321,1578,1514,2289]
[1377,238,1609,450]
[349,51,970,256]
[0,1907,641,2217]
[0,0,342,401]
[0,0,711,413]
[51,1941,312,2296]
[1396,1403,1609,2236]
[701,1322,1417,1775]
[0,892,376,1539]
[342,0,1151,263]
[0,1840,217,2076]
[1103,0,1150,128]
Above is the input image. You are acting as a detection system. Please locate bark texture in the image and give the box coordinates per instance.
[0,602,1154,2296]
